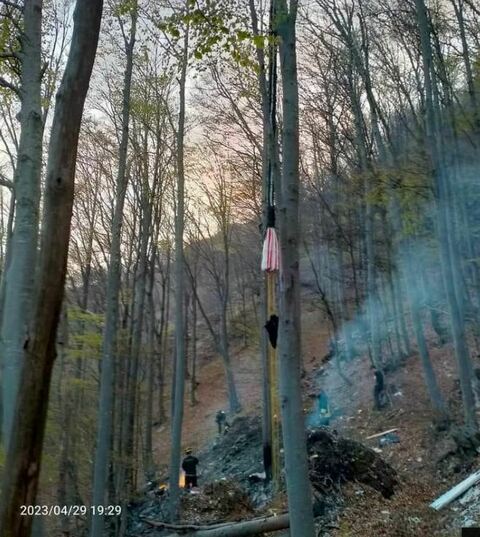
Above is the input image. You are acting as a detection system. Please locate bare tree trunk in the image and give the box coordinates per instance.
[249,0,277,481]
[1,0,43,448]
[450,0,480,130]
[0,2,103,535]
[90,5,136,537]
[56,309,71,537]
[169,11,189,521]
[123,160,152,497]
[219,303,241,413]
[415,0,477,433]
[144,248,157,479]
[185,290,191,379]
[0,192,16,326]
[157,248,171,424]
[275,2,316,535]
[190,273,198,406]
[406,240,448,418]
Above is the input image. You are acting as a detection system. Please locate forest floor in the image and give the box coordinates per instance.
[147,302,480,537]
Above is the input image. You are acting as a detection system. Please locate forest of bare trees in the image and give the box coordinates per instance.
[1,0,480,536]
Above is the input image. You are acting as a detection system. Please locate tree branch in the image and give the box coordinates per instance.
[0,76,20,97]
[0,0,22,10]
[0,173,13,189]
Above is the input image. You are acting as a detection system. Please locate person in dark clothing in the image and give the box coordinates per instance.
[215,410,230,434]
[181,448,199,489]
[316,389,331,426]
[373,369,387,410]
[265,314,279,348]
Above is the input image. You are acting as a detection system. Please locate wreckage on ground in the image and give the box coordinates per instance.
[126,418,398,536]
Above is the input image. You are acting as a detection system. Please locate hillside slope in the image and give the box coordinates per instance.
[151,296,480,536]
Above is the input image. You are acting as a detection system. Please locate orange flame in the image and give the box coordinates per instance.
[179,470,186,488]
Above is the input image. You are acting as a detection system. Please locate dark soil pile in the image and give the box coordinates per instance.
[198,416,270,506]
[126,417,399,536]
[200,417,399,501]
[307,428,398,498]
[126,481,254,536]
[336,480,443,537]
[200,416,264,484]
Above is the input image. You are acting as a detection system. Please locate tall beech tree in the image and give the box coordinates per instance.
[1,0,43,448]
[168,1,189,521]
[275,1,316,536]
[90,2,137,536]
[414,0,477,434]
[0,1,103,535]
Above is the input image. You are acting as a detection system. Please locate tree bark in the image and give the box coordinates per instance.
[1,0,43,448]
[248,0,273,481]
[144,246,157,479]
[123,133,152,497]
[0,2,103,535]
[151,513,291,537]
[169,9,189,521]
[90,6,136,535]
[415,0,477,433]
[190,271,198,406]
[275,2,316,536]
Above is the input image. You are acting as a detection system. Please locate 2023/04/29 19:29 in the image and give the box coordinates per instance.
[20,505,122,516]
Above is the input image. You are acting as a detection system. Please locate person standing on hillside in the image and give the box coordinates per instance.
[316,389,331,426]
[373,369,387,410]
[181,448,199,489]
[215,410,230,434]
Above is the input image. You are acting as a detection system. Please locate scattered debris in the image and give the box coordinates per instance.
[307,428,398,498]
[127,418,402,535]
[365,428,398,440]
[248,472,266,484]
[430,469,480,510]
[379,432,400,446]
[181,481,253,523]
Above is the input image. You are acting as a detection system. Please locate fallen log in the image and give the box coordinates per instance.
[430,469,480,510]
[365,428,398,440]
[142,518,232,531]
[147,513,290,537]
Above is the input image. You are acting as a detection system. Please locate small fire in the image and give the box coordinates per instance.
[179,470,186,488]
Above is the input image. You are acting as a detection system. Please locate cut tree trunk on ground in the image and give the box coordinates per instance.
[430,469,480,510]
[146,513,290,537]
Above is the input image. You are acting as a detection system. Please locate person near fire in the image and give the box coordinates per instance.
[181,448,199,489]
[316,389,331,426]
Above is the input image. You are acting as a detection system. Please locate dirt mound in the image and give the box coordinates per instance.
[127,419,399,535]
[202,417,398,501]
[200,416,264,485]
[126,481,254,535]
[308,428,398,498]
[337,480,442,537]
[181,481,254,524]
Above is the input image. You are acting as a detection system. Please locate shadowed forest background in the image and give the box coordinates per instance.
[2,0,480,536]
